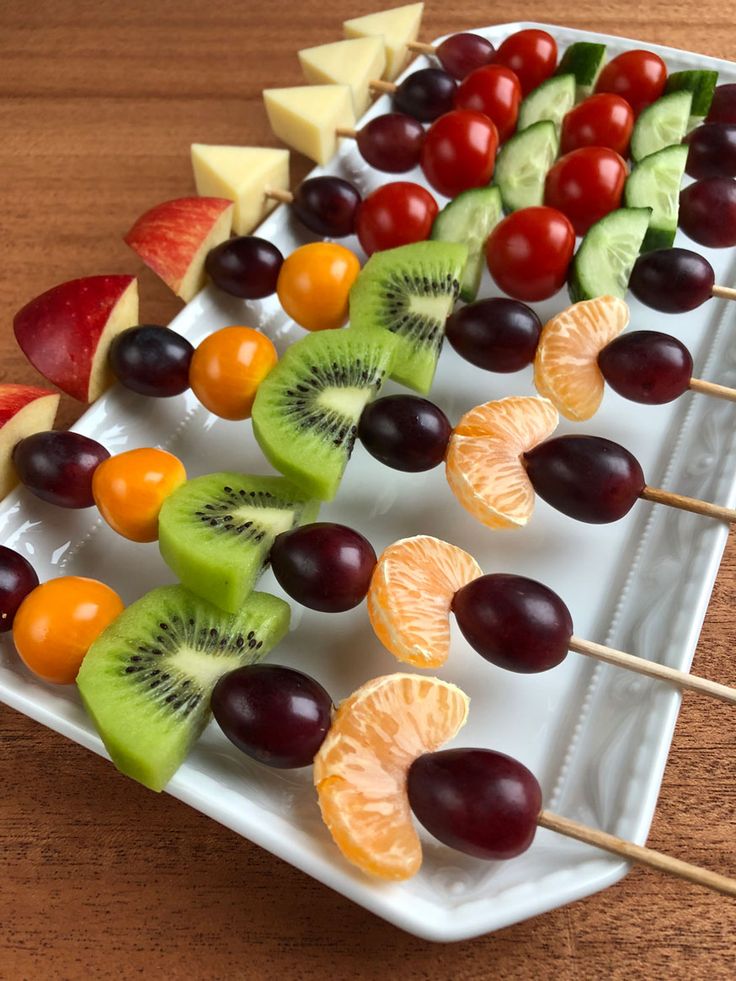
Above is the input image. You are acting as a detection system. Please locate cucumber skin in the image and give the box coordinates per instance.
[665,69,718,117]
[430,186,502,302]
[556,42,606,99]
[568,208,651,303]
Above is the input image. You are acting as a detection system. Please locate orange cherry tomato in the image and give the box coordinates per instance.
[276,242,361,332]
[189,326,277,420]
[13,576,124,684]
[93,447,186,543]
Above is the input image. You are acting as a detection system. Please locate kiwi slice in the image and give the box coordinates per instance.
[251,328,397,500]
[159,473,319,613]
[349,240,468,394]
[77,584,290,792]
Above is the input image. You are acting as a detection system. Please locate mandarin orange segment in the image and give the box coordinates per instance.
[367,536,482,668]
[534,296,630,421]
[446,396,559,529]
[314,673,470,880]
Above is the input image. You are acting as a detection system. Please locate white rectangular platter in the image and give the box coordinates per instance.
[2,22,736,943]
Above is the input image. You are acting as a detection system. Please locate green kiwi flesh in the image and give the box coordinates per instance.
[349,241,467,394]
[251,328,397,500]
[77,585,290,792]
[158,473,319,613]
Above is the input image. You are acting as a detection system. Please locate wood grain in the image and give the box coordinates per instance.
[1,1,735,976]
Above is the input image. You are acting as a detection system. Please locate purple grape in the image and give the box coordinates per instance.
[394,68,457,122]
[679,178,736,248]
[109,325,194,397]
[356,113,425,173]
[212,664,333,768]
[598,331,693,405]
[436,33,496,80]
[12,431,110,509]
[408,748,542,860]
[452,574,573,673]
[445,298,541,372]
[707,84,736,124]
[524,435,645,524]
[292,176,362,238]
[205,236,283,298]
[358,395,451,471]
[686,124,736,179]
[0,546,39,633]
[269,523,376,612]
[629,248,715,313]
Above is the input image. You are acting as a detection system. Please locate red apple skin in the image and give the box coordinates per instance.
[0,384,58,427]
[124,197,232,291]
[13,275,136,402]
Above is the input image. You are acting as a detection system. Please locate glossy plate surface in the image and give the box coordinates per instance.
[1,23,736,942]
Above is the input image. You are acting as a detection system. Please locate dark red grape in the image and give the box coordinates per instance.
[452,574,572,673]
[408,748,542,860]
[109,325,194,397]
[524,435,645,524]
[436,33,496,80]
[394,68,457,122]
[292,176,361,238]
[269,522,376,612]
[356,113,425,173]
[212,664,332,768]
[358,395,451,471]
[205,236,283,298]
[12,431,110,509]
[686,124,736,179]
[598,331,693,405]
[629,248,715,313]
[0,546,39,633]
[707,84,736,124]
[679,178,736,247]
[445,298,541,372]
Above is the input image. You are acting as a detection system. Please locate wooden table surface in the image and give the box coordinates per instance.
[1,1,735,976]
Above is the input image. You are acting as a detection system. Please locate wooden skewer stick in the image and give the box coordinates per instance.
[264,186,294,205]
[712,284,736,301]
[369,79,398,95]
[407,40,438,55]
[640,486,736,522]
[688,377,736,402]
[537,810,736,898]
[335,127,358,140]
[568,636,736,705]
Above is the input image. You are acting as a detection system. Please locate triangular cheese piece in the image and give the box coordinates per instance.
[343,3,424,80]
[263,85,356,165]
[298,37,386,116]
[191,145,289,236]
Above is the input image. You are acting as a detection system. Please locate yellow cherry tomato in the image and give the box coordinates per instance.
[93,447,186,543]
[277,242,361,332]
[13,576,124,684]
[189,326,277,420]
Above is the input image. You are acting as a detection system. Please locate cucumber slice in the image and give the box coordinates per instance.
[495,121,559,213]
[556,41,606,100]
[631,91,692,162]
[665,69,718,126]
[430,186,502,301]
[518,74,576,131]
[625,144,688,251]
[569,207,652,303]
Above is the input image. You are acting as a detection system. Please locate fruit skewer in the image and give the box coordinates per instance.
[629,247,736,312]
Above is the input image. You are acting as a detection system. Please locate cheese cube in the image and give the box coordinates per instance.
[263,85,356,165]
[343,3,424,80]
[298,37,386,117]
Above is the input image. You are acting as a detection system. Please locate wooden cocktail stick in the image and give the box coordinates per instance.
[688,377,736,402]
[264,186,294,205]
[537,810,736,898]
[640,486,736,522]
[369,79,398,96]
[712,285,736,301]
[568,636,736,705]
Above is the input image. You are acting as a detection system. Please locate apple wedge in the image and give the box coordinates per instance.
[263,85,356,165]
[191,146,289,236]
[298,37,386,116]
[14,275,139,403]
[124,197,233,301]
[0,385,60,500]
[343,3,424,81]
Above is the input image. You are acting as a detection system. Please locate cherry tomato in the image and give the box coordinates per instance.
[595,50,667,116]
[276,242,361,332]
[493,29,557,96]
[356,182,439,256]
[544,147,627,236]
[454,64,522,142]
[93,447,186,543]
[13,576,124,684]
[486,207,576,302]
[561,93,635,156]
[421,110,499,198]
[190,326,277,420]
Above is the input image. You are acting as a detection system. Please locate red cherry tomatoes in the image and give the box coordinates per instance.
[561,93,635,156]
[454,64,522,142]
[595,50,667,116]
[356,182,438,255]
[486,207,575,302]
[544,147,627,236]
[493,29,557,96]
[421,110,499,198]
